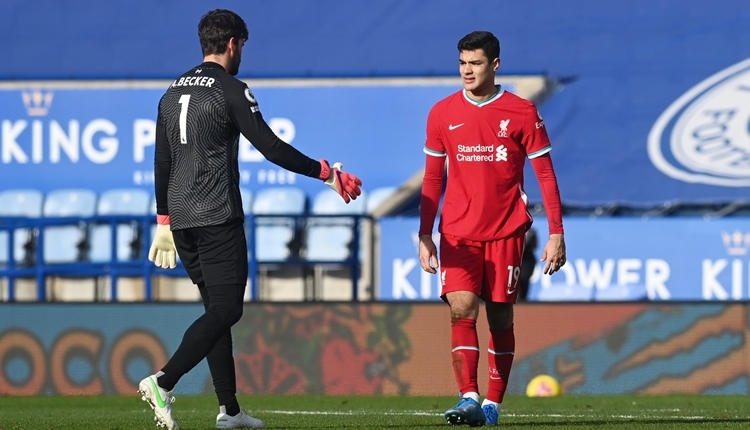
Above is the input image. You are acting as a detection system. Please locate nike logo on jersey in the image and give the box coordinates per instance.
[448,123,464,130]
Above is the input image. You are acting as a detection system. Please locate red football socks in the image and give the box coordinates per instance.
[451,318,480,397]
[486,324,515,403]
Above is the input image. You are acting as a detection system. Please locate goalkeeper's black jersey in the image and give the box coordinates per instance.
[154,62,321,230]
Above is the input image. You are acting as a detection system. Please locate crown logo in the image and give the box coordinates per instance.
[21,90,54,116]
[721,231,750,256]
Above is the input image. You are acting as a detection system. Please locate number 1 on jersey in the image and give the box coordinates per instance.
[178,94,190,144]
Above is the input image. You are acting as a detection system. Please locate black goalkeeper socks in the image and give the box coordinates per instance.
[224,398,240,416]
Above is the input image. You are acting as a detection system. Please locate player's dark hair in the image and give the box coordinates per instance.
[458,31,500,61]
[198,9,249,56]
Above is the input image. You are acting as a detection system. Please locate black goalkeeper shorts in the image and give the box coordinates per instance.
[172,219,248,287]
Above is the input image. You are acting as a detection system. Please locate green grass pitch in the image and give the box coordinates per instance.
[1,394,749,429]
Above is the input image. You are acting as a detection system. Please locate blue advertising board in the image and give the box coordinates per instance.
[378,218,442,301]
[0,83,460,198]
[3,0,750,207]
[0,80,524,203]
[0,303,209,395]
[378,217,750,302]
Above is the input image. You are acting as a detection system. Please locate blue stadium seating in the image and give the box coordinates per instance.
[251,187,307,262]
[252,187,306,215]
[0,189,44,217]
[89,189,151,262]
[310,189,367,217]
[145,190,252,265]
[366,186,397,214]
[304,189,368,261]
[0,186,582,303]
[0,189,44,265]
[254,225,295,262]
[42,189,97,263]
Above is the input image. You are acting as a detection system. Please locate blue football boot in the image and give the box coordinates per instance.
[482,403,499,426]
[444,397,485,426]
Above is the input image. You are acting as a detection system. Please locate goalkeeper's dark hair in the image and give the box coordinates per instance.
[458,31,500,61]
[198,9,249,56]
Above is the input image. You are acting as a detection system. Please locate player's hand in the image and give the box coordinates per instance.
[418,234,439,274]
[148,215,177,269]
[541,233,566,275]
[319,159,363,203]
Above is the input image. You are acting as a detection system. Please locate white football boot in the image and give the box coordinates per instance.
[138,374,179,430]
[216,409,265,429]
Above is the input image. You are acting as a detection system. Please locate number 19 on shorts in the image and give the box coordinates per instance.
[507,265,520,292]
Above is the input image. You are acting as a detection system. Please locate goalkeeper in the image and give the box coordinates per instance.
[141,9,362,430]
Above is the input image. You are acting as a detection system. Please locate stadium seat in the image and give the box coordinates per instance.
[533,283,595,302]
[146,189,251,257]
[310,189,367,218]
[42,189,97,263]
[0,189,44,265]
[252,187,306,215]
[89,189,151,262]
[366,186,397,214]
[254,225,295,261]
[305,226,353,261]
[304,189,367,261]
[251,187,307,262]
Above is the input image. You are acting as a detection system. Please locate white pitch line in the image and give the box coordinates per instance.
[151,409,722,420]
[259,410,440,416]
[255,410,714,420]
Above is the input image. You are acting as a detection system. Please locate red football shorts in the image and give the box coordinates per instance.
[439,230,526,303]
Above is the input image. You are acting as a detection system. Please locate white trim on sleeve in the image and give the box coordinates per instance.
[424,147,447,157]
[527,146,551,159]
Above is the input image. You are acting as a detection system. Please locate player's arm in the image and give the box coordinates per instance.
[225,82,321,177]
[418,107,446,274]
[150,110,177,269]
[523,104,566,275]
[154,111,170,218]
[225,79,361,201]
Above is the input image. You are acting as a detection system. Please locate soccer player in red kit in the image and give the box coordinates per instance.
[418,31,566,426]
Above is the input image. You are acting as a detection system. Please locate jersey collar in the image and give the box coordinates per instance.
[200,61,226,72]
[463,85,504,107]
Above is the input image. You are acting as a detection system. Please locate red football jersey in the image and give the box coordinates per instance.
[424,87,552,241]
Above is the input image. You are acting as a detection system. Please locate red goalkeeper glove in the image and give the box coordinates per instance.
[318,159,363,203]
